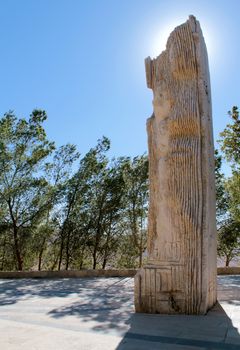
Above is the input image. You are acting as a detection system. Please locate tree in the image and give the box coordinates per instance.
[218,105,240,223]
[116,233,139,268]
[77,138,125,269]
[219,106,240,169]
[214,149,229,222]
[0,109,150,271]
[225,172,240,223]
[0,110,55,270]
[122,155,149,268]
[54,136,124,270]
[217,219,240,266]
[217,106,240,266]
[30,144,80,271]
[95,160,125,269]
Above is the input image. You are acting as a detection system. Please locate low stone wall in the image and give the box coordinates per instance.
[0,269,137,279]
[0,267,239,279]
[217,267,240,275]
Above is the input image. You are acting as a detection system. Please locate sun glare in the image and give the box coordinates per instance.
[200,21,217,64]
[149,17,217,62]
[150,19,183,58]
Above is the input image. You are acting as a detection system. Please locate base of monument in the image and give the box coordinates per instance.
[134,266,215,315]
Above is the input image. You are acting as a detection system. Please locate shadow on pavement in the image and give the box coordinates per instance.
[47,277,134,333]
[116,300,240,349]
[0,275,240,349]
[0,277,135,333]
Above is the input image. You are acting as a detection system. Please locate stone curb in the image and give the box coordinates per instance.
[0,269,137,279]
[0,267,239,279]
[217,267,240,275]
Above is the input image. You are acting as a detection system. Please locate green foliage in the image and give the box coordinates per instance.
[217,105,240,265]
[219,106,240,168]
[225,171,240,222]
[1,103,240,270]
[122,155,149,267]
[214,149,229,221]
[116,234,139,268]
[217,219,240,266]
[0,110,55,270]
[218,105,240,223]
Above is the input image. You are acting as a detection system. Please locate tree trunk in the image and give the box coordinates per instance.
[139,248,143,268]
[51,255,59,270]
[225,256,230,267]
[92,205,104,270]
[38,251,43,271]
[38,239,46,271]
[65,232,71,270]
[102,258,107,269]
[102,230,111,270]
[65,259,69,270]
[79,248,85,270]
[1,236,6,271]
[13,227,23,271]
[92,254,97,269]
[79,258,83,270]
[92,231,101,269]
[58,236,64,271]
[8,201,23,270]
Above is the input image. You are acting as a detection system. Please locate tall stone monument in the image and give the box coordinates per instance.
[135,16,217,314]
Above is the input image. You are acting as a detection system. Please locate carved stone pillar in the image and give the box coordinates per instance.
[134,16,217,314]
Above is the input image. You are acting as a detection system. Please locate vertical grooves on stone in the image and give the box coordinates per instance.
[147,117,157,255]
[135,16,216,315]
[167,20,203,314]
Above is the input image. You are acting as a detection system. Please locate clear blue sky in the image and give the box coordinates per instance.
[0,0,239,168]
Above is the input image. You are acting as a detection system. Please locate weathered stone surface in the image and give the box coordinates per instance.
[135,15,217,314]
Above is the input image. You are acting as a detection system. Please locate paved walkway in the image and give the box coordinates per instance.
[0,276,239,349]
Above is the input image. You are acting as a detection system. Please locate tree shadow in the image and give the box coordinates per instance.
[0,278,101,305]
[47,277,135,333]
[0,276,240,348]
[0,277,135,334]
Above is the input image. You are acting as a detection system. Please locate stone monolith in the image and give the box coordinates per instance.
[134,15,217,314]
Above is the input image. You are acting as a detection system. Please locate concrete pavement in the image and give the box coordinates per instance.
[0,276,239,349]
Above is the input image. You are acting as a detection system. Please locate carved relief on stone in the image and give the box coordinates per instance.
[135,15,217,314]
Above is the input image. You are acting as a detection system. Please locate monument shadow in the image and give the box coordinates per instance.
[116,299,240,350]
